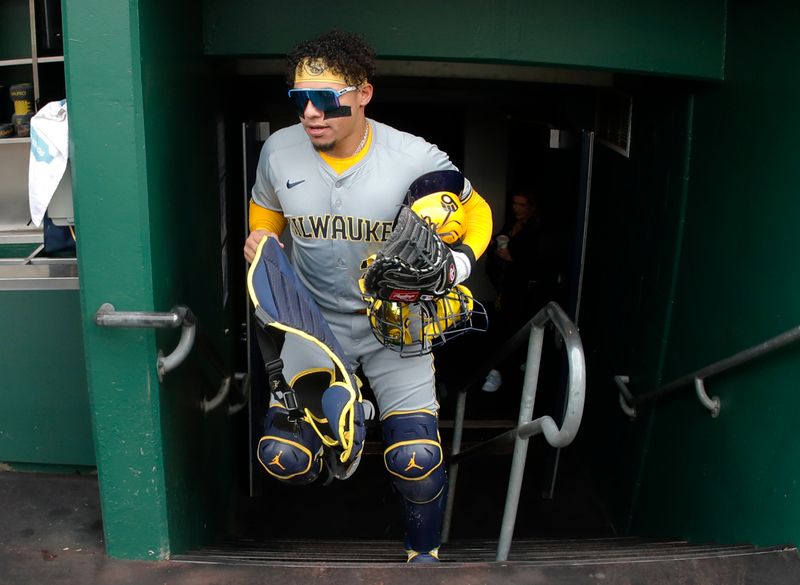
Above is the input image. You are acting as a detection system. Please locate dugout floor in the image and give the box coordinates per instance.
[2,470,800,585]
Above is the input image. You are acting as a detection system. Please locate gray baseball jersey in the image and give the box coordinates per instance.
[251,119,469,312]
[252,119,468,415]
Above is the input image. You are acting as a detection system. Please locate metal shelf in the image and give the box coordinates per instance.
[0,56,63,67]
[0,261,78,291]
[0,58,34,67]
[0,230,43,245]
[0,138,31,145]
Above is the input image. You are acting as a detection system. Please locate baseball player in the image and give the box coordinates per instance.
[244,29,493,563]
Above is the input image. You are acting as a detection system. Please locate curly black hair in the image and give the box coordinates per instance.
[286,30,376,87]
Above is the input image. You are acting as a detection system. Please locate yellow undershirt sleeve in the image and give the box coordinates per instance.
[249,200,288,235]
[249,185,490,258]
[460,189,493,260]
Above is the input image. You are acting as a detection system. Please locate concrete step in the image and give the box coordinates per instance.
[175,537,788,565]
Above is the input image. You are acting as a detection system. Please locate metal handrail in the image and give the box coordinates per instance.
[442,302,586,562]
[618,324,800,419]
[95,303,197,380]
[94,303,249,414]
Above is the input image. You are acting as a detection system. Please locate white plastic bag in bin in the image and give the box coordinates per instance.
[28,99,69,227]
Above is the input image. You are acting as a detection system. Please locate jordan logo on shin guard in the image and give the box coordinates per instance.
[405,452,424,472]
[269,451,287,471]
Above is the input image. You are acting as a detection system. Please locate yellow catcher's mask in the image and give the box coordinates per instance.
[359,275,487,357]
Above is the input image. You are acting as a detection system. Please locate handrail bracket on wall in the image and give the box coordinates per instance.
[694,377,720,418]
[617,323,800,419]
[94,303,196,381]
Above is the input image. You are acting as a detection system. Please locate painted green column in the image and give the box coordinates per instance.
[63,0,228,559]
[62,2,170,559]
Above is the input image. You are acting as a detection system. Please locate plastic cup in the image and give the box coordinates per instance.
[496,235,510,249]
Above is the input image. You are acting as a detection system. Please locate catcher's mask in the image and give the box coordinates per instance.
[359,280,488,357]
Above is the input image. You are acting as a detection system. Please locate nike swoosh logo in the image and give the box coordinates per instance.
[286,179,306,189]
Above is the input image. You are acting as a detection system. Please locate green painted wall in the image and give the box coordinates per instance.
[630,0,800,547]
[0,0,34,104]
[202,0,726,79]
[0,290,94,466]
[577,83,694,531]
[63,0,229,559]
[0,0,31,59]
[0,244,38,258]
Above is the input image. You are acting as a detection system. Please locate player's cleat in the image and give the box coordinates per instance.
[406,549,440,563]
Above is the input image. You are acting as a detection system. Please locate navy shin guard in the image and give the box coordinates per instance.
[382,411,447,554]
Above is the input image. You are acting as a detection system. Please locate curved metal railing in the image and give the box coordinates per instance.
[442,301,586,561]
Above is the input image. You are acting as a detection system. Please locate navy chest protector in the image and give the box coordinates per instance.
[247,237,367,476]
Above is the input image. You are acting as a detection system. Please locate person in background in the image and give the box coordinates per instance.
[484,189,560,392]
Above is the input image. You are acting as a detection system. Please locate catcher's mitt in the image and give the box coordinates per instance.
[362,206,457,302]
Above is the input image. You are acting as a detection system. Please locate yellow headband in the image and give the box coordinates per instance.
[294,58,351,85]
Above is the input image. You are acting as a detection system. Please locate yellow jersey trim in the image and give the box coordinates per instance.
[319,122,372,175]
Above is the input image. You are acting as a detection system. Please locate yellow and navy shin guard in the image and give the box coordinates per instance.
[382,410,447,559]
[248,237,366,477]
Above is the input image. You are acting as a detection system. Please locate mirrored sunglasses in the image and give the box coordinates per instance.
[287,86,358,115]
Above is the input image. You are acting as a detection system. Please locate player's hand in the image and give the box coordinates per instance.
[244,229,282,263]
[495,247,512,262]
